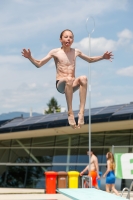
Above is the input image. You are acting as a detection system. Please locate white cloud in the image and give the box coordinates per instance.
[0,0,132,115]
[117,29,133,47]
[13,0,37,5]
[0,0,129,45]
[0,82,56,111]
[0,55,24,65]
[73,37,116,55]
[91,84,133,108]
[117,29,133,39]
[73,28,133,55]
[117,66,133,77]
[28,83,37,89]
[98,99,115,106]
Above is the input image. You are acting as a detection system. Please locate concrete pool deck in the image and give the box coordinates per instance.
[0,188,132,200]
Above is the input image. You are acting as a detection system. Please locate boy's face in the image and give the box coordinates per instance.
[87,151,92,156]
[60,31,74,47]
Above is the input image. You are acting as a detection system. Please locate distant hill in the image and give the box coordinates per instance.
[0,111,42,121]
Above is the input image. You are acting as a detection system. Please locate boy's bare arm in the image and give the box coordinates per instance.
[94,157,100,178]
[21,49,54,68]
[80,165,89,175]
[77,49,113,63]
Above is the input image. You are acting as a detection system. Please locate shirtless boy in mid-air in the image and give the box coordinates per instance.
[21,29,113,129]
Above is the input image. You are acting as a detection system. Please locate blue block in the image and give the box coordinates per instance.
[57,188,124,200]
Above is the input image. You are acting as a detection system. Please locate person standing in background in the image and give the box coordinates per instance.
[103,152,119,195]
[80,150,100,189]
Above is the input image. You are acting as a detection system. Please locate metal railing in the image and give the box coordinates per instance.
[121,181,133,199]
[112,145,133,154]
[81,175,92,188]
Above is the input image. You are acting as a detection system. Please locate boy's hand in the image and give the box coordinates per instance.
[97,175,100,180]
[21,49,31,59]
[80,172,83,176]
[103,51,113,62]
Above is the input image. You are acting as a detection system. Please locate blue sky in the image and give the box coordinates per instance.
[0,0,133,115]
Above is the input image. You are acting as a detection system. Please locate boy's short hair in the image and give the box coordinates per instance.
[60,29,74,39]
[87,150,93,154]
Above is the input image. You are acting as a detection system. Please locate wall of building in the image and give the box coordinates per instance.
[0,129,133,189]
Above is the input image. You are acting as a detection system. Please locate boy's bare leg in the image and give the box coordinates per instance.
[58,76,87,129]
[73,76,87,128]
[95,185,100,190]
[78,76,87,128]
[65,78,76,129]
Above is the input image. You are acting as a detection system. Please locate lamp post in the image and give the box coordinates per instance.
[86,16,95,170]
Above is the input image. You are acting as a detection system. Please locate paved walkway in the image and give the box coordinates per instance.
[0,188,132,200]
[0,188,71,200]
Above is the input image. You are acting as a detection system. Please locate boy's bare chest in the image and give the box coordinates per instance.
[54,51,76,65]
[90,158,95,165]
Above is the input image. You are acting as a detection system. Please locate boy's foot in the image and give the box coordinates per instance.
[68,112,76,129]
[78,112,84,128]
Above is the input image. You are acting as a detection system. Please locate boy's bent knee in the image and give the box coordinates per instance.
[66,77,74,86]
[80,76,87,84]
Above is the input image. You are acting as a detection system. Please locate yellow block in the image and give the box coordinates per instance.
[68,171,79,188]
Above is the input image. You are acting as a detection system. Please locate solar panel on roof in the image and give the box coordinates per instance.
[0,118,25,128]
[83,107,105,116]
[0,116,40,128]
[55,115,67,121]
[98,104,125,115]
[91,107,105,114]
[0,122,19,128]
[113,103,133,115]
[73,110,79,114]
[0,102,133,130]
[9,118,24,123]
[19,118,42,126]
[34,115,51,123]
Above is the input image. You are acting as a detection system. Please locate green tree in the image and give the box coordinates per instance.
[45,97,61,114]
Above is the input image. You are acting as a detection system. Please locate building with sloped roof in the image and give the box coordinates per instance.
[0,102,133,190]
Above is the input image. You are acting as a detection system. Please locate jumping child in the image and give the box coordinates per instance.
[21,29,113,129]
